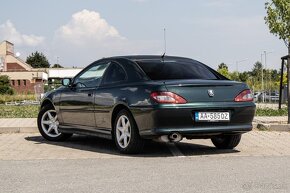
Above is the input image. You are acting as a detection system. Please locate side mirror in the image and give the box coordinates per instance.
[62,78,72,87]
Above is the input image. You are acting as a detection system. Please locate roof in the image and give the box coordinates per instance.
[109,55,194,62]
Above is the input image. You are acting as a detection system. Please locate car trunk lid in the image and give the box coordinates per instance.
[159,79,247,103]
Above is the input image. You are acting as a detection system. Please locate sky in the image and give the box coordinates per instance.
[0,0,287,71]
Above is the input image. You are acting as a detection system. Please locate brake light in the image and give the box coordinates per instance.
[234,89,253,102]
[150,91,187,104]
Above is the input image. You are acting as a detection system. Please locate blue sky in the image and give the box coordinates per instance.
[0,0,287,71]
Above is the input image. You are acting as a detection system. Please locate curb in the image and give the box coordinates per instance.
[0,127,38,134]
[253,123,290,132]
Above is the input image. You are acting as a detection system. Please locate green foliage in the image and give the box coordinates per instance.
[218,63,228,70]
[0,75,14,95]
[230,71,240,81]
[252,62,262,81]
[26,51,50,68]
[256,107,288,116]
[0,94,35,104]
[0,105,38,118]
[265,0,290,47]
[0,75,9,85]
[238,72,249,82]
[216,61,283,91]
[217,63,231,79]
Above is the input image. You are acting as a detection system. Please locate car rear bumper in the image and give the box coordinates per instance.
[132,102,256,138]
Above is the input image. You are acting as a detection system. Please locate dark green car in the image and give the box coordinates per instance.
[38,55,256,154]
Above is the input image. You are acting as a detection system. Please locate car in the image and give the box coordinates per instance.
[38,55,256,154]
[254,92,261,102]
[264,91,279,102]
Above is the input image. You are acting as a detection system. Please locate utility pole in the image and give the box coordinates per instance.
[261,53,264,102]
[264,51,273,102]
[264,51,267,102]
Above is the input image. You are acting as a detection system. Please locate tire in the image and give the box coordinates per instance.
[211,134,241,149]
[113,109,144,154]
[37,105,72,141]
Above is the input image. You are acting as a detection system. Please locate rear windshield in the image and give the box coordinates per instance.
[136,60,218,80]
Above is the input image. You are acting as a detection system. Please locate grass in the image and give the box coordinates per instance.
[0,94,36,104]
[0,105,39,118]
[255,107,288,116]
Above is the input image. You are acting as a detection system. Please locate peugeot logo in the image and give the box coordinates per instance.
[208,89,214,97]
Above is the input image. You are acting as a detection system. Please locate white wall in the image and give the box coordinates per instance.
[48,68,83,78]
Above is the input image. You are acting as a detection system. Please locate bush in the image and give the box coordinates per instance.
[0,75,14,95]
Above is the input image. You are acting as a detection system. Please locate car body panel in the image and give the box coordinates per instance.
[40,55,256,140]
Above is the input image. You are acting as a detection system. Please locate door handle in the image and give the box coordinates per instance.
[88,93,93,97]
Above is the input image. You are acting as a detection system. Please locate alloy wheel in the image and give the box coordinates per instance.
[116,115,131,148]
[41,109,61,138]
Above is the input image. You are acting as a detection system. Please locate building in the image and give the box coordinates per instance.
[0,41,48,94]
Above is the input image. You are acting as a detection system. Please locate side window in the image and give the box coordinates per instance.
[74,62,110,88]
[102,62,127,85]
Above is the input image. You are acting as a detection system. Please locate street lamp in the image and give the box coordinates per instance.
[236,58,248,72]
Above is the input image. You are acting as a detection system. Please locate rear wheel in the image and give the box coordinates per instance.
[113,109,144,154]
[211,134,241,149]
[38,105,72,141]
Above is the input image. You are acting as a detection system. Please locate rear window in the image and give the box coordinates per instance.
[136,60,218,80]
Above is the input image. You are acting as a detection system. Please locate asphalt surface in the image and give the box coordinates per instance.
[1,131,290,193]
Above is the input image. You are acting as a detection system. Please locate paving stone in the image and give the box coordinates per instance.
[1,131,290,160]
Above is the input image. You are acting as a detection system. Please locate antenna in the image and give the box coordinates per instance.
[161,28,166,59]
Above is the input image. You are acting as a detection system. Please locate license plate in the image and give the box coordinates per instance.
[195,112,230,122]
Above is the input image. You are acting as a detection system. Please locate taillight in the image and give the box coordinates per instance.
[234,89,253,102]
[150,91,187,104]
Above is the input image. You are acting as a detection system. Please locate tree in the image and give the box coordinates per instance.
[265,0,290,122]
[26,51,50,68]
[217,63,230,79]
[239,72,249,82]
[230,71,240,81]
[51,63,63,68]
[251,61,262,80]
[0,75,14,95]
[218,63,228,71]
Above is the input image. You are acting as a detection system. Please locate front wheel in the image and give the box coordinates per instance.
[211,134,241,149]
[37,105,72,141]
[113,109,144,154]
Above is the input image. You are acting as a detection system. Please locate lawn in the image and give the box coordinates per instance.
[255,108,288,116]
[0,105,39,118]
[0,105,288,118]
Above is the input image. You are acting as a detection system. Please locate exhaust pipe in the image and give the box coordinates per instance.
[155,133,183,143]
[168,133,182,142]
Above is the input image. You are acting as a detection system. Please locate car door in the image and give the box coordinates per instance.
[94,61,128,130]
[59,61,111,130]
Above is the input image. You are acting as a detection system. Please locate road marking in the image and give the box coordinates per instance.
[166,142,185,157]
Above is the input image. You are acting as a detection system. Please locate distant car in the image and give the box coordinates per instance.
[254,92,261,102]
[38,55,256,154]
[263,91,279,102]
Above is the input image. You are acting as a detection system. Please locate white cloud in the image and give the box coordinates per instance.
[0,20,45,46]
[55,9,124,45]
[52,9,160,67]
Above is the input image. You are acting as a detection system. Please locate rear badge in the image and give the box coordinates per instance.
[208,89,214,97]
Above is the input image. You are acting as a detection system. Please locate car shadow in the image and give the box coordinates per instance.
[25,134,240,157]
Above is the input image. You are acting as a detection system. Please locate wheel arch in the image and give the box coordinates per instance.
[41,98,55,109]
[111,103,132,134]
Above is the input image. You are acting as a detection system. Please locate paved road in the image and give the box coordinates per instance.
[1,131,290,193]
